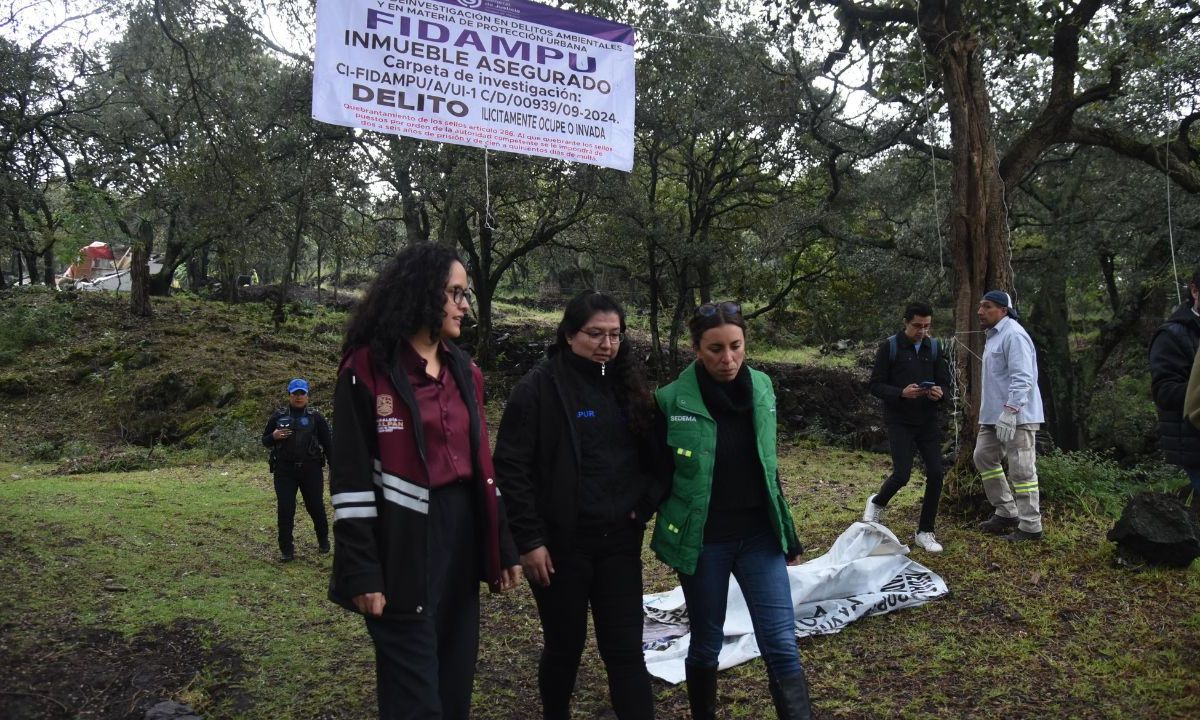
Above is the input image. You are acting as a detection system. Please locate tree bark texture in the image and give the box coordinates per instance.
[129,219,154,317]
[41,246,54,287]
[924,27,1011,483]
[129,230,153,318]
[1026,262,1081,450]
[274,189,307,329]
[20,248,38,287]
[470,220,496,369]
[646,235,664,377]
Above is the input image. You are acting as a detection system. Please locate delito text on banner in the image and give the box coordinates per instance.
[312,0,635,172]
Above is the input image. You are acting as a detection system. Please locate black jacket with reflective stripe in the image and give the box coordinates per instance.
[328,342,517,616]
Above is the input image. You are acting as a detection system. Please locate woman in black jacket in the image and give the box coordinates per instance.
[494,290,662,720]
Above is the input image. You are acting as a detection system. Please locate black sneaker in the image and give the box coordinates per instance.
[318,541,331,554]
[280,551,295,562]
[979,514,1019,535]
[1002,528,1044,542]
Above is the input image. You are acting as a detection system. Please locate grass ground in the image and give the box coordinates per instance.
[1,442,1197,719]
[748,346,862,369]
[1,290,1195,718]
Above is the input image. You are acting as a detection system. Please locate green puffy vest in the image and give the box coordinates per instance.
[651,362,800,575]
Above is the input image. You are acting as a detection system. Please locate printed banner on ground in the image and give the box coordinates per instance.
[312,0,635,171]
[641,522,950,684]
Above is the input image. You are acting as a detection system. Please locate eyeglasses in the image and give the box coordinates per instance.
[696,301,741,318]
[580,329,624,344]
[446,287,473,305]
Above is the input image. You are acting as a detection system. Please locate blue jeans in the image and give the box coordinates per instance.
[678,531,802,678]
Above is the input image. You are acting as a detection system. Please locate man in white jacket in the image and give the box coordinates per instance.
[973,290,1045,541]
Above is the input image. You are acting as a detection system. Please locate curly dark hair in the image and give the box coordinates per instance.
[553,290,655,433]
[342,243,462,361]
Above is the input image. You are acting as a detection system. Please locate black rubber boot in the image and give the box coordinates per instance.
[684,663,717,720]
[768,669,814,720]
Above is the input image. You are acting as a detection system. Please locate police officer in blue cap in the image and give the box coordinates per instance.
[262,378,334,561]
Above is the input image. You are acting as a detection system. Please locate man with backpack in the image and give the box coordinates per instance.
[262,378,333,561]
[862,302,952,552]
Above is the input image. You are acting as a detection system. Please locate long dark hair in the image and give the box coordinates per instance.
[554,290,654,433]
[343,243,461,361]
[689,301,747,346]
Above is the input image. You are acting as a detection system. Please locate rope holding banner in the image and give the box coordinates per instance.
[1165,77,1181,305]
[483,146,494,231]
[911,0,945,278]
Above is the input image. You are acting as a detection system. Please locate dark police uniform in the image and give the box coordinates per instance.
[262,406,333,557]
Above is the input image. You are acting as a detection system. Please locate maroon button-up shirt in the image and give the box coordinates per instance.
[398,340,473,488]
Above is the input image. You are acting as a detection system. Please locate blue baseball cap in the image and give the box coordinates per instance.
[288,378,309,394]
[982,290,1020,321]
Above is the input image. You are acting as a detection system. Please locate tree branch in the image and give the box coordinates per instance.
[1067,124,1200,194]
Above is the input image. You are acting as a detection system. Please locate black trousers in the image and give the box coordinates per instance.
[365,482,480,720]
[875,421,944,532]
[273,461,328,553]
[531,526,654,720]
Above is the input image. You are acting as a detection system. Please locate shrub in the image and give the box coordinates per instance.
[203,417,266,461]
[55,447,159,474]
[1087,374,1158,460]
[26,441,61,462]
[1037,449,1182,518]
[61,440,99,459]
[0,300,75,365]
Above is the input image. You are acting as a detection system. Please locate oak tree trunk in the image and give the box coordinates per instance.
[130,219,154,317]
[924,28,1012,492]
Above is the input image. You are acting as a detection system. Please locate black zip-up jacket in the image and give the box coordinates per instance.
[1149,302,1200,466]
[868,334,952,426]
[328,341,518,617]
[261,406,332,465]
[493,349,668,555]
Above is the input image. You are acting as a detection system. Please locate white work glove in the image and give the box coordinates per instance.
[995,408,1019,444]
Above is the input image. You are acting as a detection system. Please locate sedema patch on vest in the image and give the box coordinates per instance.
[377,394,394,416]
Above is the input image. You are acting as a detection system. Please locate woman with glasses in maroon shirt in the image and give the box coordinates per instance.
[494,290,665,720]
[328,244,521,720]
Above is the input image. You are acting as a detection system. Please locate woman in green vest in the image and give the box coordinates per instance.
[654,302,812,720]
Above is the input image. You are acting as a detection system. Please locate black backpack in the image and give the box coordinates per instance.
[888,334,940,363]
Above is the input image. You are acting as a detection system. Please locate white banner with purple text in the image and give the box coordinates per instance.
[313,0,635,171]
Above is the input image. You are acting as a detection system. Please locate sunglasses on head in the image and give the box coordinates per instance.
[695,301,741,318]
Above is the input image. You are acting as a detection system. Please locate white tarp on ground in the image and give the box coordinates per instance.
[641,522,949,684]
